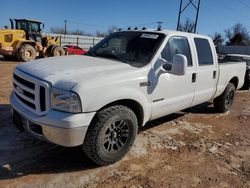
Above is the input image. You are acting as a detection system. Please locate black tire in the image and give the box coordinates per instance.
[83,105,138,166]
[18,44,36,62]
[242,70,250,90]
[214,83,236,113]
[52,46,65,56]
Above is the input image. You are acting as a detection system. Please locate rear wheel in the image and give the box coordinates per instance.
[52,46,65,56]
[242,70,250,90]
[214,83,236,112]
[83,105,138,165]
[18,44,36,62]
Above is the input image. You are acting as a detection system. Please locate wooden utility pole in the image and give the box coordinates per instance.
[64,20,67,35]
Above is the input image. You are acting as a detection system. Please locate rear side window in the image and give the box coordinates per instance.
[194,38,213,65]
[161,36,193,66]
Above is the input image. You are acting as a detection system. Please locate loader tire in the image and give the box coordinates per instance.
[52,46,65,56]
[18,44,36,62]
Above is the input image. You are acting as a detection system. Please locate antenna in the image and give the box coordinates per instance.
[176,0,201,33]
[156,21,163,31]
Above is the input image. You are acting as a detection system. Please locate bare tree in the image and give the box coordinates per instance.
[71,29,84,35]
[50,27,65,34]
[107,25,119,34]
[96,30,107,37]
[212,32,224,46]
[178,18,195,33]
[224,23,250,45]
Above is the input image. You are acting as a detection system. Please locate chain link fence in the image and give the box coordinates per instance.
[47,33,104,50]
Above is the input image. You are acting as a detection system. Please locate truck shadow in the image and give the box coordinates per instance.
[184,102,220,114]
[0,102,219,180]
[0,104,97,180]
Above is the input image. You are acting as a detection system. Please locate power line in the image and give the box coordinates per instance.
[202,3,239,23]
[212,0,250,21]
[66,19,106,28]
[238,0,250,10]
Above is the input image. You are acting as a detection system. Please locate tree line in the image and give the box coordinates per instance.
[50,25,119,37]
[50,20,250,46]
[178,19,250,46]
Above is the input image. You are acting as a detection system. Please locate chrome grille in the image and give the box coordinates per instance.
[13,69,50,116]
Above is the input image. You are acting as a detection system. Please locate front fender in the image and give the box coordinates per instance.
[79,87,151,125]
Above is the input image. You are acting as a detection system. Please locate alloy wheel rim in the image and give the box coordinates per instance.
[103,119,130,152]
[225,89,234,107]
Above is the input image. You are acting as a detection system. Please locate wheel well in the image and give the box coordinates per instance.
[99,99,144,128]
[18,42,36,51]
[229,77,239,89]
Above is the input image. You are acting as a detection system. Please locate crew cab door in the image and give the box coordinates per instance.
[191,38,218,106]
[150,36,196,120]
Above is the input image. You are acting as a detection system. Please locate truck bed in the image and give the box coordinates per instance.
[215,61,246,98]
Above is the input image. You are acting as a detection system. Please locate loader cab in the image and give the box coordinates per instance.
[11,19,43,42]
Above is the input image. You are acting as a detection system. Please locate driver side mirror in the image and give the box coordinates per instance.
[156,54,188,76]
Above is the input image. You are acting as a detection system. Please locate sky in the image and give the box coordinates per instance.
[1,0,250,36]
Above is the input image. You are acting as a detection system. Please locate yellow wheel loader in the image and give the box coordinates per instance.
[0,19,65,61]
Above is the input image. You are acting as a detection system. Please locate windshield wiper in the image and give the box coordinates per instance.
[111,53,130,64]
[94,52,130,64]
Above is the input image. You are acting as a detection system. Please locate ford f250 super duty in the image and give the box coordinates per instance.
[10,29,246,165]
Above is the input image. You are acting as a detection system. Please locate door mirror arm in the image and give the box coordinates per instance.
[155,54,187,76]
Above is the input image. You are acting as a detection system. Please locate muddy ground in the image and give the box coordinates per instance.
[0,56,249,188]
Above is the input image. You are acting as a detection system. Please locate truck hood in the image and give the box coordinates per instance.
[16,55,138,90]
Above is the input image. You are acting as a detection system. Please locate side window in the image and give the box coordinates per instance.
[194,38,214,65]
[161,36,193,66]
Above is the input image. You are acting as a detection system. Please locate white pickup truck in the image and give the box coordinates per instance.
[10,29,246,165]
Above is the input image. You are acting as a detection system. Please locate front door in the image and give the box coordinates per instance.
[150,36,196,120]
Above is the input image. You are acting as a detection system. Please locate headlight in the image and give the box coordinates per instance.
[51,88,82,113]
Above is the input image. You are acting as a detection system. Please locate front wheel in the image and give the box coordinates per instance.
[214,83,236,112]
[83,105,138,165]
[18,44,36,62]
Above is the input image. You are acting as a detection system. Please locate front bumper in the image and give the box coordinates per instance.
[10,92,96,147]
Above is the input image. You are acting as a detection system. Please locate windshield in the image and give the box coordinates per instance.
[16,21,27,31]
[16,20,41,33]
[86,31,165,67]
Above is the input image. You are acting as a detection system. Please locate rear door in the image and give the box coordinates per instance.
[191,37,218,106]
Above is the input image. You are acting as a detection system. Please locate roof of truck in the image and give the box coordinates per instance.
[116,29,211,39]
[13,19,43,23]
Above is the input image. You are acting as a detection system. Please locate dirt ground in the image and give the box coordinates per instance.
[0,56,249,188]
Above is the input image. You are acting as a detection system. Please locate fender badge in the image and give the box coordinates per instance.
[140,81,151,87]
